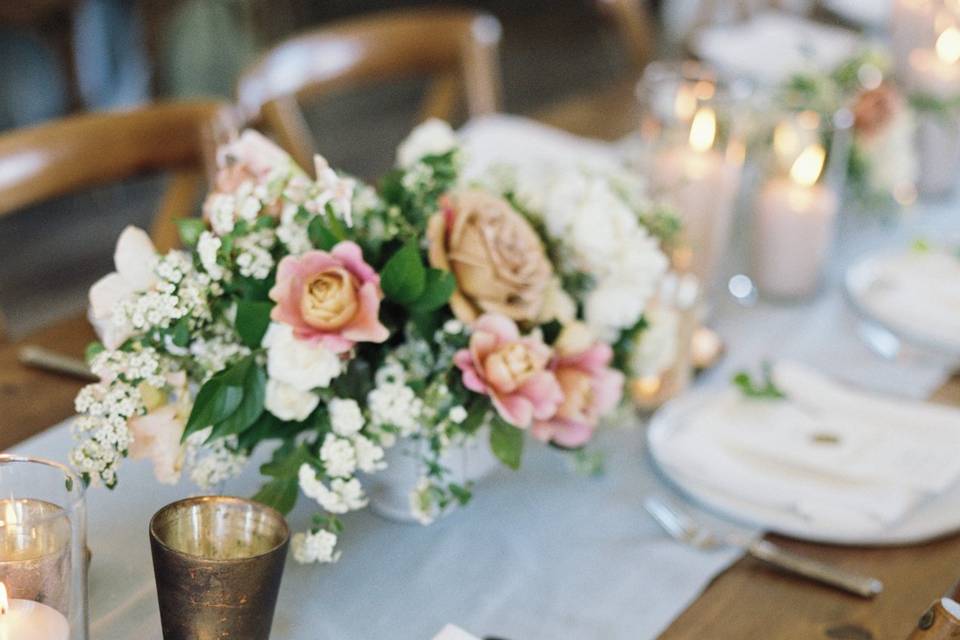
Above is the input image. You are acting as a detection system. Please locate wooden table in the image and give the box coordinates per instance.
[1,79,958,639]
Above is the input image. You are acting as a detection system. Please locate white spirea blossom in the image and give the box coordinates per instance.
[197,231,224,281]
[353,434,386,473]
[448,405,468,424]
[368,382,423,437]
[298,464,368,513]
[264,379,319,422]
[207,194,236,235]
[319,434,357,478]
[236,245,274,280]
[292,529,340,564]
[396,118,457,168]
[263,323,342,391]
[187,433,248,489]
[328,398,364,437]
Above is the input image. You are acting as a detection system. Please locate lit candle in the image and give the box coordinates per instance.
[0,582,69,640]
[908,24,960,196]
[0,500,71,614]
[651,106,742,286]
[753,142,838,299]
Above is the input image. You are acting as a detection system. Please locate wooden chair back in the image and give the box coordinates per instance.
[236,7,503,172]
[0,100,237,341]
[594,0,657,72]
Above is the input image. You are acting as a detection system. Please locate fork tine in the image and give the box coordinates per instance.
[644,497,695,541]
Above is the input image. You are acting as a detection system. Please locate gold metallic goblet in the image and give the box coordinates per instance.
[149,496,289,640]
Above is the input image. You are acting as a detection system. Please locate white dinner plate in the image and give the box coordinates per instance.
[845,250,960,360]
[647,390,960,546]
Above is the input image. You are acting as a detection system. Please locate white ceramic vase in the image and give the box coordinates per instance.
[365,428,501,523]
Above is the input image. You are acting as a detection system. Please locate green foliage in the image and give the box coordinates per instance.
[489,416,524,470]
[235,300,273,348]
[308,215,339,251]
[612,315,649,375]
[381,241,427,304]
[540,319,562,345]
[408,269,456,313]
[253,443,316,514]
[176,218,206,248]
[183,355,266,442]
[84,341,105,365]
[732,364,786,400]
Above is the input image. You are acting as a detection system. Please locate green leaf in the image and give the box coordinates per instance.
[84,341,105,365]
[209,360,266,440]
[540,319,562,345]
[380,241,426,304]
[183,371,244,441]
[235,300,273,348]
[331,359,373,402]
[489,416,524,470]
[409,268,456,313]
[170,317,191,348]
[732,364,786,400]
[176,218,206,247]
[252,478,300,515]
[448,483,473,505]
[308,215,339,251]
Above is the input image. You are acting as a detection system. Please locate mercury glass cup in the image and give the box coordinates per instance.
[0,454,88,639]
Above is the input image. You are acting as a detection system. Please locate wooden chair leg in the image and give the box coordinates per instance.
[462,14,503,117]
[418,73,459,123]
[151,169,204,253]
[261,94,315,175]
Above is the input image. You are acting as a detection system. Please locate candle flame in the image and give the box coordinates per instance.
[773,122,799,160]
[790,144,826,187]
[689,107,716,153]
[936,26,960,64]
[635,375,662,396]
[0,582,7,616]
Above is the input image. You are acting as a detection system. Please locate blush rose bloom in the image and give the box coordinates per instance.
[533,322,624,448]
[128,371,190,484]
[269,241,389,353]
[427,190,554,324]
[453,314,563,429]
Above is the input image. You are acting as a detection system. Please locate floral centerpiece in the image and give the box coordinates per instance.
[779,49,918,210]
[72,120,675,563]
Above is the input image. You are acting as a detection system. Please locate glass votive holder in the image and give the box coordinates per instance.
[750,107,851,302]
[149,496,289,640]
[0,454,87,639]
[629,273,702,412]
[635,61,748,294]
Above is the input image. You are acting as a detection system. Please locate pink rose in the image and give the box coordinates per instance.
[533,322,624,448]
[269,241,389,353]
[215,130,295,191]
[454,314,563,429]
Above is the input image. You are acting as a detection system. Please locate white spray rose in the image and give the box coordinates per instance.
[264,378,319,421]
[262,323,342,391]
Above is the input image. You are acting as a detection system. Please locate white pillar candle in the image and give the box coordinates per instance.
[0,583,69,640]
[651,107,742,286]
[908,25,960,196]
[753,144,838,299]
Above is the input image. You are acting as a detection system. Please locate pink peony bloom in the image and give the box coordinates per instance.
[453,314,563,429]
[533,322,624,448]
[268,241,389,353]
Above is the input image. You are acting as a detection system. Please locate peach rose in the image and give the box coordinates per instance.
[533,322,624,448]
[853,83,902,139]
[128,371,190,484]
[453,314,563,429]
[269,241,389,353]
[427,190,553,324]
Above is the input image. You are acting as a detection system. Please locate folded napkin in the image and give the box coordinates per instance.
[850,250,960,352]
[691,11,861,84]
[654,361,960,532]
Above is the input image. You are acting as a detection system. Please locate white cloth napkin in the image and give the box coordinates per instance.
[655,361,960,532]
[849,250,960,353]
[691,11,862,84]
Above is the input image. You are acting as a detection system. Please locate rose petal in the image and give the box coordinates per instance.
[114,226,157,290]
[519,371,564,420]
[341,282,389,344]
[491,391,534,429]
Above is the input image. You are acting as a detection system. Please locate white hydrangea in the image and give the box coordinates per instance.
[298,464,367,513]
[396,118,457,168]
[264,379,319,422]
[367,382,423,437]
[353,434,386,473]
[291,529,340,564]
[197,231,225,281]
[328,398,364,437]
[262,323,342,391]
[319,434,357,478]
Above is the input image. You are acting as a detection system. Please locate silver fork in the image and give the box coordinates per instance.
[644,497,883,598]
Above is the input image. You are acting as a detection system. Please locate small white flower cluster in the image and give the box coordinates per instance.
[186,432,249,489]
[189,325,252,380]
[234,230,276,280]
[367,379,424,439]
[291,528,340,564]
